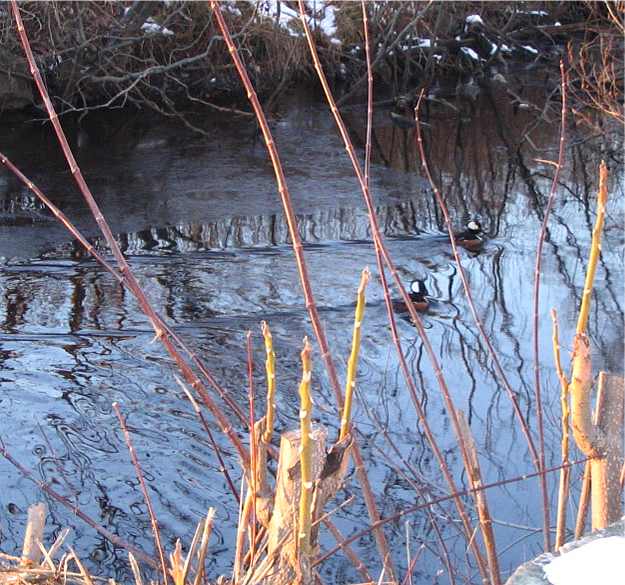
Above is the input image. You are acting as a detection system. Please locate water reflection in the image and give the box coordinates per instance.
[0,78,623,583]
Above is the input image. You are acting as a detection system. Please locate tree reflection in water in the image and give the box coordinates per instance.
[0,77,623,582]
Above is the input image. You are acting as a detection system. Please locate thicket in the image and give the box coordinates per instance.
[0,1,622,130]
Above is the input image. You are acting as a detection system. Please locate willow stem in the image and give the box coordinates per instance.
[340,268,370,441]
[297,338,313,559]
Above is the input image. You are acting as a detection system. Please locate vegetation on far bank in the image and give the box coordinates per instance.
[0,1,622,130]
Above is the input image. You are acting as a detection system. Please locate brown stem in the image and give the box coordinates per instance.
[530,61,568,551]
[0,438,159,569]
[9,1,250,469]
[457,412,501,585]
[315,456,589,568]
[113,403,169,585]
[299,0,491,578]
[207,1,390,575]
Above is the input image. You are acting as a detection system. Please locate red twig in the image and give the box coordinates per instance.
[413,89,548,549]
[314,456,590,568]
[176,377,240,504]
[207,2,389,574]
[246,331,257,565]
[0,437,159,569]
[299,0,489,578]
[9,0,250,470]
[112,403,169,585]
[0,152,249,469]
[530,61,568,551]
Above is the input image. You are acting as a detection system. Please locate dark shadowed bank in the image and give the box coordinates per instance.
[0,1,622,130]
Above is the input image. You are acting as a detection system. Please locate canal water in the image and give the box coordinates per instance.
[0,78,623,583]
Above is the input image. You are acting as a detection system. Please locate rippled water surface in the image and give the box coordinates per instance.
[0,81,623,583]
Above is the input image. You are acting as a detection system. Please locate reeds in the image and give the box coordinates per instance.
[207,1,390,576]
[297,0,489,578]
[3,2,622,583]
[1,502,215,585]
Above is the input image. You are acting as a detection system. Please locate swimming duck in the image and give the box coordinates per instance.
[394,279,429,313]
[454,220,483,251]
[390,111,416,130]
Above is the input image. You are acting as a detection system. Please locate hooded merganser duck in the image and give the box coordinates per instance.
[390,111,417,130]
[454,220,483,251]
[394,279,429,313]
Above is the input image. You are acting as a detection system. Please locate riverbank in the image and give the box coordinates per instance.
[1,1,621,130]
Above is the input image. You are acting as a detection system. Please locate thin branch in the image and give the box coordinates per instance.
[530,61,568,551]
[113,403,169,585]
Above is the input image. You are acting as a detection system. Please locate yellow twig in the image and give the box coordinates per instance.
[340,268,370,441]
[261,321,276,444]
[297,337,313,559]
[576,160,608,335]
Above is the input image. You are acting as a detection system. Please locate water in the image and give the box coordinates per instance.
[0,79,623,584]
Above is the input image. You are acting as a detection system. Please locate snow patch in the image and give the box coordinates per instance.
[315,1,336,38]
[142,17,174,36]
[544,537,625,585]
[522,45,539,55]
[225,2,241,16]
[261,1,337,41]
[460,47,480,61]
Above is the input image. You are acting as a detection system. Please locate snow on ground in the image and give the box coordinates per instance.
[141,18,174,36]
[261,1,337,40]
[465,14,484,25]
[522,45,539,54]
[314,1,336,38]
[544,536,625,585]
[460,47,480,61]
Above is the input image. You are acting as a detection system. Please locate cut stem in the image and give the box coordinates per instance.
[551,309,571,550]
[297,338,313,560]
[261,321,276,444]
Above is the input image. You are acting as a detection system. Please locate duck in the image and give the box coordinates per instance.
[393,279,429,313]
[389,111,416,130]
[454,220,483,251]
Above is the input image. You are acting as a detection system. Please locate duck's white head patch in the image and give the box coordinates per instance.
[410,280,424,294]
